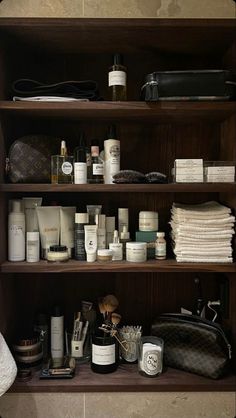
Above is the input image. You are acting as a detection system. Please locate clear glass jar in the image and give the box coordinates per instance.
[138,336,164,377]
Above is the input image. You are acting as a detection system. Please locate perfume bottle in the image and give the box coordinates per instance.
[74,133,87,184]
[51,140,74,184]
[90,139,104,184]
[108,53,127,101]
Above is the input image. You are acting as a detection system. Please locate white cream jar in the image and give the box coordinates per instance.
[139,211,158,232]
[126,242,147,262]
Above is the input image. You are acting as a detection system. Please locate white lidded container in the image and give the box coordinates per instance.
[8,200,25,261]
[139,211,158,232]
[126,242,147,262]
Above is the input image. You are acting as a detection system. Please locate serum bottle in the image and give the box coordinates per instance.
[109,230,123,261]
[108,53,127,101]
[155,232,166,260]
[74,133,87,184]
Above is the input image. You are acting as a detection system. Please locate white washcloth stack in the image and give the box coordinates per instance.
[170,201,235,263]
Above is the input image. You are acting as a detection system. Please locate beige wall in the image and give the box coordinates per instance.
[0,0,235,17]
[0,1,235,417]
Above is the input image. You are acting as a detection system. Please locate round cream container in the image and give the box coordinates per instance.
[97,249,113,262]
[139,211,158,232]
[126,242,147,262]
[47,245,69,262]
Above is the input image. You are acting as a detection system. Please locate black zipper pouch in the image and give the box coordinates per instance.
[151,313,231,379]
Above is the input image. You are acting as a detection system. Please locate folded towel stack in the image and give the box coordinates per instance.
[170,201,235,263]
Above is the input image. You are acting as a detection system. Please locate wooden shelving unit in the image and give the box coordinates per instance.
[0,18,235,393]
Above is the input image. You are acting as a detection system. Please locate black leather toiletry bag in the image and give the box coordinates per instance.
[141,70,236,101]
[151,313,231,379]
[6,135,61,183]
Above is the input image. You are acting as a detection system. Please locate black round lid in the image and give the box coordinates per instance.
[52,306,62,317]
[49,245,67,252]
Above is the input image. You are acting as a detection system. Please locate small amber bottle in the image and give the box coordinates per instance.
[108,53,127,101]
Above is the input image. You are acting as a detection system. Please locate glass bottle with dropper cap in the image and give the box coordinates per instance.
[109,230,123,261]
[108,53,127,101]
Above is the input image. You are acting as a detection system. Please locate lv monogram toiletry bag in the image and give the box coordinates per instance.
[151,313,231,379]
[6,135,61,183]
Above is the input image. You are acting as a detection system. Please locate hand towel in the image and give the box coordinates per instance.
[0,333,17,396]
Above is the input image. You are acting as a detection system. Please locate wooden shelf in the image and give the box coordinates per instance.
[2,259,236,274]
[1,183,236,193]
[0,101,236,122]
[9,364,236,393]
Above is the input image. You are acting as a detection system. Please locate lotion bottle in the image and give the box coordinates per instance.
[104,125,120,184]
[120,226,131,259]
[74,133,87,184]
[8,200,25,261]
[155,232,166,260]
[109,230,123,261]
[51,306,64,367]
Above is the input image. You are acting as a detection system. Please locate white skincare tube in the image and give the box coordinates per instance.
[23,197,42,233]
[36,206,60,259]
[60,207,76,258]
[84,225,98,262]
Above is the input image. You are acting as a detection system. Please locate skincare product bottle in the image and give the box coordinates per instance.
[104,125,120,184]
[51,306,64,367]
[23,197,42,233]
[36,206,60,259]
[155,232,166,260]
[109,230,123,261]
[51,140,74,184]
[60,206,76,258]
[108,53,127,101]
[74,213,89,261]
[26,232,40,262]
[74,133,87,184]
[90,139,104,184]
[84,225,98,262]
[86,145,92,182]
[120,226,131,258]
[91,332,118,374]
[87,205,102,225]
[8,200,25,262]
[96,214,106,250]
[34,313,49,360]
[118,208,129,237]
[126,242,147,262]
[106,216,115,247]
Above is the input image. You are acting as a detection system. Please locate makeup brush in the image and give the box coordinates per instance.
[103,294,119,313]
[111,313,121,327]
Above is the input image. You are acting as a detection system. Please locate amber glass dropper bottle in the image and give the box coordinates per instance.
[108,53,127,101]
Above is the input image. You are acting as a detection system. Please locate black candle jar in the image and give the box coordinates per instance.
[91,334,119,374]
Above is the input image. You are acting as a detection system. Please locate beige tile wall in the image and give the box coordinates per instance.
[0,391,235,418]
[0,0,235,17]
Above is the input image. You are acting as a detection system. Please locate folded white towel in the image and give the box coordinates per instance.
[176,256,232,263]
[171,217,235,225]
[172,201,231,216]
[174,250,232,257]
[0,333,17,396]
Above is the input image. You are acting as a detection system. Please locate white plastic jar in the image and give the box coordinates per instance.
[139,211,158,232]
[126,242,147,262]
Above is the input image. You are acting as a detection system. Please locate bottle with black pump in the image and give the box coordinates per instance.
[108,53,127,101]
[74,133,87,184]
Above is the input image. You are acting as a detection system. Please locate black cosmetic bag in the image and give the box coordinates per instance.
[151,313,231,379]
[141,70,236,101]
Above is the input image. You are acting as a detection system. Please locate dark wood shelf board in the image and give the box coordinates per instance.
[9,364,236,393]
[0,101,235,122]
[2,259,236,274]
[0,18,235,54]
[1,183,236,193]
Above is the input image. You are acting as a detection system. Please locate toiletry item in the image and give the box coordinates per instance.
[90,139,104,183]
[74,213,89,261]
[91,334,118,374]
[155,232,166,260]
[120,226,131,258]
[109,230,123,261]
[174,159,203,183]
[97,249,113,263]
[36,206,60,259]
[34,313,49,360]
[108,53,127,101]
[96,214,106,250]
[87,205,102,225]
[104,125,120,184]
[86,145,92,182]
[8,200,25,262]
[126,242,147,262]
[23,197,42,232]
[118,208,129,237]
[51,307,64,367]
[106,216,115,247]
[139,211,158,232]
[74,133,87,184]
[51,140,74,184]
[119,325,142,363]
[47,245,69,262]
[60,207,76,258]
[84,225,98,262]
[138,336,164,377]
[26,232,40,262]
[135,231,157,259]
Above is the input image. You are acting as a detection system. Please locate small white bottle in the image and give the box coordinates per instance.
[8,200,25,262]
[118,208,129,237]
[96,214,106,250]
[106,216,115,247]
[155,232,166,260]
[109,230,123,261]
[26,232,40,262]
[51,306,64,367]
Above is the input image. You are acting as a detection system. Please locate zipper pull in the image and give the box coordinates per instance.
[5,157,10,175]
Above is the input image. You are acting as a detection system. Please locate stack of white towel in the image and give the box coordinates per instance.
[170,201,235,263]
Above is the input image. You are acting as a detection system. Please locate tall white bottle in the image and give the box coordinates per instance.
[104,125,120,184]
[8,200,25,261]
[51,306,64,366]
